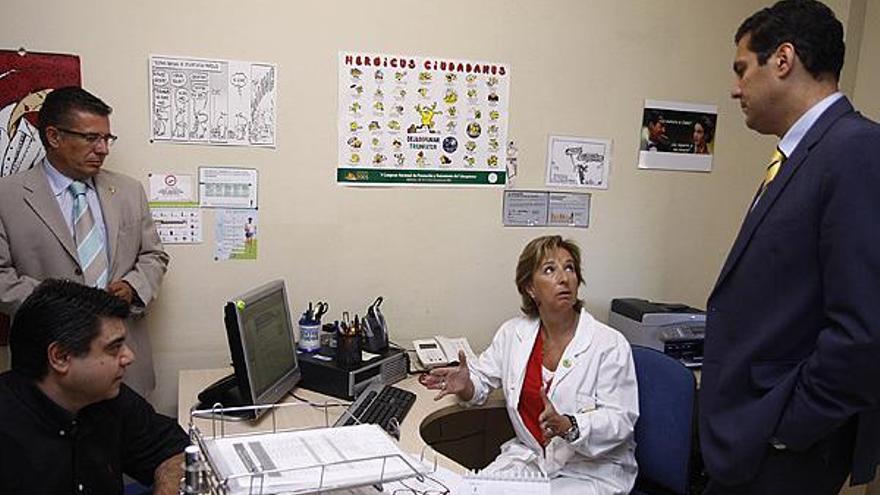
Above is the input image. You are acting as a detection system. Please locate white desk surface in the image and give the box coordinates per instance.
[178,368,875,495]
[178,368,505,473]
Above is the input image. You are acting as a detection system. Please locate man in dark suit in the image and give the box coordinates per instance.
[700,1,880,493]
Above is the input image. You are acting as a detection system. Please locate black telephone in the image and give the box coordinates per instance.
[362,296,389,353]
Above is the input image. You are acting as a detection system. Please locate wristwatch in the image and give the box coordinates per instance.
[562,414,580,442]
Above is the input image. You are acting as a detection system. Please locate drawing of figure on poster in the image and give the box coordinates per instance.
[189,72,210,142]
[0,88,47,177]
[565,146,605,186]
[546,136,611,189]
[227,61,250,146]
[170,71,191,139]
[1,50,81,177]
[208,64,230,143]
[249,64,275,145]
[151,68,172,139]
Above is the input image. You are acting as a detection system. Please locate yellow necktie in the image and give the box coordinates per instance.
[757,148,786,198]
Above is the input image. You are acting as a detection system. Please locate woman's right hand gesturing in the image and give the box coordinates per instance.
[418,350,475,401]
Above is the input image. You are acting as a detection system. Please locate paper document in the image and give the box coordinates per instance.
[203,424,424,494]
[461,471,550,495]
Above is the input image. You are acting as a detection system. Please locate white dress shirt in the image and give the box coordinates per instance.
[42,158,110,258]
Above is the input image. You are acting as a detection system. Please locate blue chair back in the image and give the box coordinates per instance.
[124,481,153,495]
[631,345,696,495]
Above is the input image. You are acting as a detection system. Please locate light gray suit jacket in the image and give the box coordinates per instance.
[0,160,169,395]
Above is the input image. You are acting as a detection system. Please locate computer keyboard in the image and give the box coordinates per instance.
[334,381,416,435]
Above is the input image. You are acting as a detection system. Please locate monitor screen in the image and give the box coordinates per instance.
[198,279,300,420]
[233,280,298,402]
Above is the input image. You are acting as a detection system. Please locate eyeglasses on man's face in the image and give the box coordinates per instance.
[55,127,118,147]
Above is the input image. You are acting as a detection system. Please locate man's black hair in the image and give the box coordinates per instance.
[10,279,129,379]
[645,110,665,127]
[735,0,844,80]
[37,86,113,146]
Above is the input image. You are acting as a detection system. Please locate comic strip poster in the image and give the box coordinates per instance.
[149,55,276,147]
[337,52,510,186]
[1,50,81,178]
[638,99,718,172]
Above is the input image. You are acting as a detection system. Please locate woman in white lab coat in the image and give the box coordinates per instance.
[421,235,639,494]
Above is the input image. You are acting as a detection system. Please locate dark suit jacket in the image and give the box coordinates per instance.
[700,97,880,486]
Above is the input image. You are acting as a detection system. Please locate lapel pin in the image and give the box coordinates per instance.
[562,358,572,368]
[108,186,116,196]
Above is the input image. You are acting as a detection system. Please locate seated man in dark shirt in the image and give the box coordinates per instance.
[0,279,188,494]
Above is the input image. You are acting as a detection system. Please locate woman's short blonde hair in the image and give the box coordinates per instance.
[515,235,584,318]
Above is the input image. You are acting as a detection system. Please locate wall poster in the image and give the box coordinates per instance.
[338,52,510,186]
[1,50,81,178]
[546,135,611,189]
[149,55,276,147]
[638,99,718,172]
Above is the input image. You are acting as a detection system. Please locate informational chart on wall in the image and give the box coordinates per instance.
[337,52,510,186]
[214,209,258,261]
[198,166,258,209]
[1,50,81,177]
[147,172,202,244]
[502,190,591,228]
[149,55,276,147]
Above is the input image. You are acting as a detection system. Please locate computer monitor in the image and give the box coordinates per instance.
[196,279,300,420]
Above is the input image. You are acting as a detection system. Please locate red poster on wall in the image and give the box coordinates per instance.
[0,49,80,343]
[1,49,81,178]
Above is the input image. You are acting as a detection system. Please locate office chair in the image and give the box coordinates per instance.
[630,345,697,495]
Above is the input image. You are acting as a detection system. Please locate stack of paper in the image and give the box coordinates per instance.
[202,424,424,494]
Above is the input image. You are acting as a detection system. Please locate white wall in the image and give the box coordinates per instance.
[852,0,880,120]
[0,0,870,418]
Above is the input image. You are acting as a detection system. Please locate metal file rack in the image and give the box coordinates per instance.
[187,401,433,495]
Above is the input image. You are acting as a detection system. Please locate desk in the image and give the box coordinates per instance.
[179,369,874,495]
[178,369,511,473]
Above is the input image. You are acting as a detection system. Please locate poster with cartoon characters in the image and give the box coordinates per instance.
[1,50,81,178]
[149,55,276,147]
[338,52,510,186]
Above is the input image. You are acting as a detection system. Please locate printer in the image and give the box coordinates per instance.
[608,298,705,367]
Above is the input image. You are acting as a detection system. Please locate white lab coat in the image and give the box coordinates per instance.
[464,308,639,495]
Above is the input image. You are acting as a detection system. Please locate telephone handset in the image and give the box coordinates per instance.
[412,336,477,369]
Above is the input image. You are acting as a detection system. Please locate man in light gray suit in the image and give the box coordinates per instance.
[0,87,168,397]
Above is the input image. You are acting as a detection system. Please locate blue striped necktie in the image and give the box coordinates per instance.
[69,181,108,288]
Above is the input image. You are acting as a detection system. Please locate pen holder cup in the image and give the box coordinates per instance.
[318,323,337,357]
[321,324,338,347]
[336,331,361,368]
[298,323,321,353]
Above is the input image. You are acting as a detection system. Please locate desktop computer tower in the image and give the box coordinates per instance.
[297,347,408,400]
